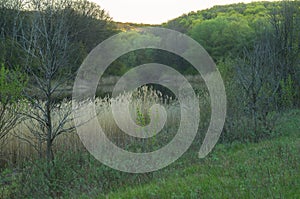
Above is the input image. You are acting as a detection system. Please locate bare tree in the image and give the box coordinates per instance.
[235,36,280,140]
[20,0,76,163]
[19,0,113,163]
[234,0,300,137]
[269,0,300,107]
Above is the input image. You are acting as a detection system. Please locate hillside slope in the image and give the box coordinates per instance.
[102,111,300,198]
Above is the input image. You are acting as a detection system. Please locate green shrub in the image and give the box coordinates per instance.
[0,64,27,152]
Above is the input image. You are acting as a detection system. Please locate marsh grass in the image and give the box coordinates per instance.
[1,85,210,166]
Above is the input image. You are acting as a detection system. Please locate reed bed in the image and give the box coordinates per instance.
[0,73,210,166]
[0,86,187,166]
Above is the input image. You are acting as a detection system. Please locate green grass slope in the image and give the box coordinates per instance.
[101,111,300,199]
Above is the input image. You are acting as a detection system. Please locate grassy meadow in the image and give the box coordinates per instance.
[1,107,299,198]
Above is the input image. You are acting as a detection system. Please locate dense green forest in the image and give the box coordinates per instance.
[0,0,299,198]
[1,1,299,78]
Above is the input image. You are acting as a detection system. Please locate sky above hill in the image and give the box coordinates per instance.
[91,0,277,24]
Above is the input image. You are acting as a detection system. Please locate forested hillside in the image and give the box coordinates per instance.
[165,1,299,61]
[165,1,300,128]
